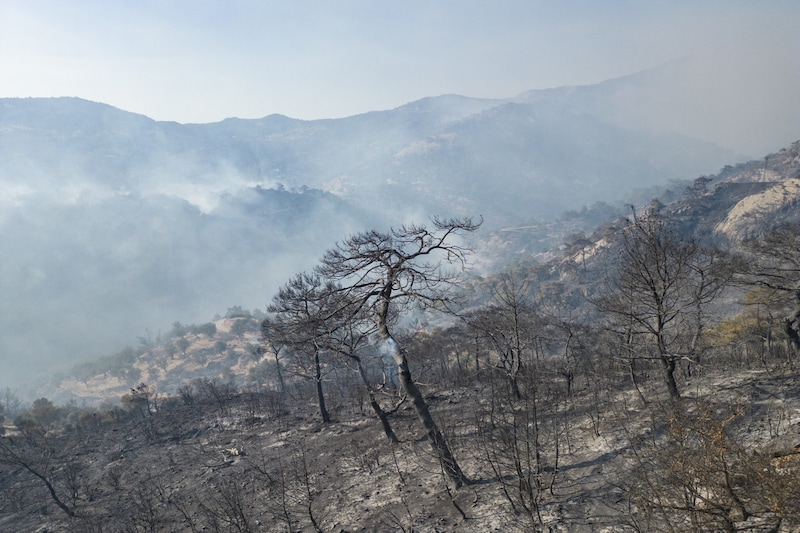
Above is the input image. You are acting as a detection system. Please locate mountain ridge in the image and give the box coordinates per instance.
[0,91,741,221]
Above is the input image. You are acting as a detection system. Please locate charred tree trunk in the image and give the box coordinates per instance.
[784,308,800,356]
[275,349,286,393]
[313,350,331,423]
[657,325,680,400]
[660,356,680,400]
[354,356,399,443]
[370,397,399,444]
[0,440,76,518]
[380,329,469,488]
[27,465,76,517]
[509,373,522,400]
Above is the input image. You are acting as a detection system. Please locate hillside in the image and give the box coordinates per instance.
[51,314,264,405]
[486,140,800,268]
[1,74,748,392]
[40,140,800,406]
[4,142,800,531]
[3,322,800,531]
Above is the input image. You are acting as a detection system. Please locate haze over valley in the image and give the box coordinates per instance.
[0,61,772,392]
[2,1,798,394]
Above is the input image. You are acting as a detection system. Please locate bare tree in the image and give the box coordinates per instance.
[265,271,404,439]
[0,388,22,421]
[469,273,568,528]
[466,270,541,399]
[324,310,402,443]
[264,272,337,423]
[258,320,287,393]
[315,216,481,488]
[196,475,255,533]
[123,382,160,417]
[0,427,76,517]
[193,378,237,416]
[595,215,729,400]
[741,224,800,357]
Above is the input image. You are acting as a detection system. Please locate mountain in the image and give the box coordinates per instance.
[3,76,800,530]
[0,66,790,393]
[1,92,738,223]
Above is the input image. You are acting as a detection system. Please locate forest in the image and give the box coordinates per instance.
[2,145,800,532]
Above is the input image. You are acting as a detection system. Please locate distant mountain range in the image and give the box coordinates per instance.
[1,90,738,224]
[1,63,797,393]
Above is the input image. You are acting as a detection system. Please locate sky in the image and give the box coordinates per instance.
[2,1,798,124]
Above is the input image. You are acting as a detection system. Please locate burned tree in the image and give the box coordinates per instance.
[263,272,335,423]
[264,272,401,442]
[324,307,402,444]
[596,215,728,400]
[742,224,800,357]
[466,270,541,399]
[316,216,481,488]
[0,427,76,517]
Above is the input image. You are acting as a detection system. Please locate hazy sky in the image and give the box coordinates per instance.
[1,1,799,123]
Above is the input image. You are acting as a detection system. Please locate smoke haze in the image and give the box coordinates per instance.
[0,81,743,395]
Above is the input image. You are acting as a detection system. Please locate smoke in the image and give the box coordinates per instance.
[0,181,380,398]
[1,64,792,399]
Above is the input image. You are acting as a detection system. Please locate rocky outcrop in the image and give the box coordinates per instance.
[714,178,800,241]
